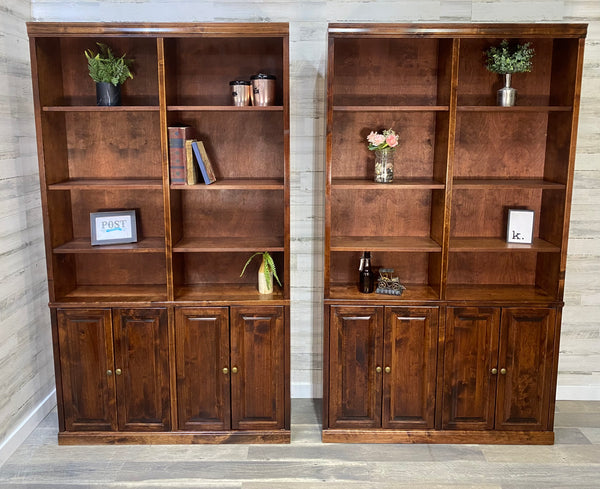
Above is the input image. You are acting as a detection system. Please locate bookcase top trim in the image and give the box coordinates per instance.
[328,23,587,39]
[26,22,289,38]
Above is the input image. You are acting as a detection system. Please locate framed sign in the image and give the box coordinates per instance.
[90,210,137,245]
[506,209,534,244]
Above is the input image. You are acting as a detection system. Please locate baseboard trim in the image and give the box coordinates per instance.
[58,429,290,445]
[556,385,600,401]
[323,428,554,445]
[0,389,56,467]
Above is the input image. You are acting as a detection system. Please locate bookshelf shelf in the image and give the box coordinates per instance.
[167,105,283,112]
[54,237,165,254]
[48,178,163,190]
[332,178,445,190]
[170,178,284,190]
[173,236,284,252]
[333,105,449,112]
[331,236,441,252]
[448,237,560,253]
[43,105,159,112]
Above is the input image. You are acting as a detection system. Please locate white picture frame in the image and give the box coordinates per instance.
[506,209,534,244]
[90,210,137,245]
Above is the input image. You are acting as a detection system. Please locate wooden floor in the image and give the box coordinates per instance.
[1,399,599,488]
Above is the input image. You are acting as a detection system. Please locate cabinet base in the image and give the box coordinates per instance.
[322,429,554,445]
[58,430,291,445]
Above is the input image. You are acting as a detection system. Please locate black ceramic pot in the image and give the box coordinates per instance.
[96,82,122,106]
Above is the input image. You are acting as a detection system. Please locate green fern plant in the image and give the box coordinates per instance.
[240,252,281,290]
[485,39,534,74]
[85,43,133,86]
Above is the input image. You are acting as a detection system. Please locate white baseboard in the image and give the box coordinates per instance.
[556,385,600,401]
[0,390,56,468]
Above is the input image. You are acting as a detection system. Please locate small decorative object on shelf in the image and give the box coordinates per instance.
[375,268,406,296]
[230,80,251,106]
[240,251,281,294]
[90,210,137,246]
[84,43,133,106]
[507,209,535,244]
[250,73,276,106]
[358,251,374,293]
[367,128,399,183]
[485,39,534,107]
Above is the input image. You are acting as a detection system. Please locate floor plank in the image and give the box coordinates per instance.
[0,400,598,488]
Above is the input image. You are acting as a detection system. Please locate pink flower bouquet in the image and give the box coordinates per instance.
[367,128,399,151]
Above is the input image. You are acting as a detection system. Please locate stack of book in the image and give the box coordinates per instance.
[168,125,217,185]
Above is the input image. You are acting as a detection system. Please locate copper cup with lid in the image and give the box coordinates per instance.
[230,80,251,106]
[250,73,276,106]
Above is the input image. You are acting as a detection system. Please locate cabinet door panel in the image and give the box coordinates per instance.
[230,306,285,430]
[57,309,116,431]
[113,309,170,431]
[443,307,500,430]
[329,306,383,429]
[175,307,230,431]
[383,307,438,429]
[496,308,556,431]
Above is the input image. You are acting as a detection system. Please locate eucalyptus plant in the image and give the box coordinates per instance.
[485,39,534,74]
[85,43,134,86]
[240,252,281,290]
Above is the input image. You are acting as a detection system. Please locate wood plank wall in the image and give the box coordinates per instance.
[0,0,55,462]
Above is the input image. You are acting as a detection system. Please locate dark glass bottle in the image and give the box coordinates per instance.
[359,251,374,293]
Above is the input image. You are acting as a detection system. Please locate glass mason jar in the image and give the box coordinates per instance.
[374,147,394,183]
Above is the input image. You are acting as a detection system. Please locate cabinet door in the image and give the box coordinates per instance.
[328,306,383,429]
[113,309,170,431]
[175,307,230,431]
[57,309,116,431]
[496,308,556,431]
[442,307,500,430]
[383,307,438,429]
[230,306,285,430]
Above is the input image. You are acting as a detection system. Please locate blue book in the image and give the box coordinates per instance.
[191,140,216,185]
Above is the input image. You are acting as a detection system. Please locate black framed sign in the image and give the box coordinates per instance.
[506,209,534,244]
[90,210,137,245]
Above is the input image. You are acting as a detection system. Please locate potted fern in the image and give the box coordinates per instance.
[240,252,281,294]
[85,43,133,106]
[485,39,534,106]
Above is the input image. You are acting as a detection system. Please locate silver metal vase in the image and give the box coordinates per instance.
[497,73,516,107]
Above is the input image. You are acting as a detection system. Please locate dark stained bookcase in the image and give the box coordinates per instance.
[323,23,586,444]
[28,22,290,444]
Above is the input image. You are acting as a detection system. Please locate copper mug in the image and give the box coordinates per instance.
[230,80,251,106]
[250,73,276,106]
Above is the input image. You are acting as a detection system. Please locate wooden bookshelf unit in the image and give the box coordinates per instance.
[28,23,290,444]
[323,23,586,444]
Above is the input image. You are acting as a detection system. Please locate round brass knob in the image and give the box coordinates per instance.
[222,367,229,375]
[115,368,122,376]
[231,366,238,374]
[107,370,113,376]
[384,366,391,374]
[500,368,507,375]
[376,366,382,373]
[491,368,498,375]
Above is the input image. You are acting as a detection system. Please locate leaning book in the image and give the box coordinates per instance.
[191,140,217,184]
